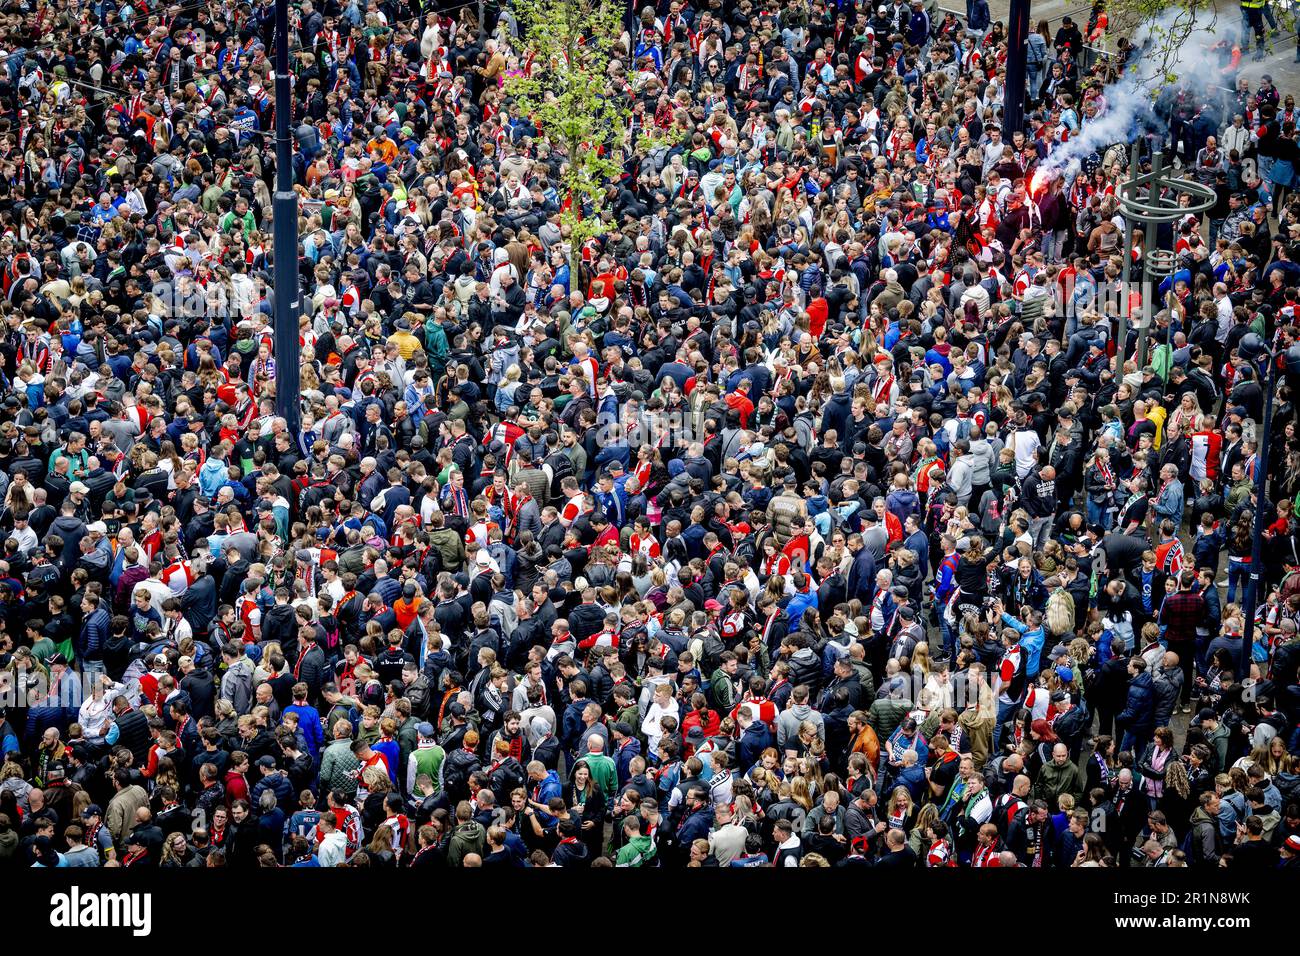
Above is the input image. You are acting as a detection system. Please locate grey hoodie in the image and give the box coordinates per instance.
[969,438,996,486]
[221,656,255,715]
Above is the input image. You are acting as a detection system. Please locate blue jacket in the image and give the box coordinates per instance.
[1154,480,1185,529]
[737,722,774,773]
[1118,671,1156,732]
[847,548,878,603]
[79,604,110,658]
[614,737,642,786]
[285,703,323,757]
[561,700,588,751]
[784,589,819,631]
[1001,614,1046,677]
[251,770,296,810]
[676,805,715,844]
[897,762,928,800]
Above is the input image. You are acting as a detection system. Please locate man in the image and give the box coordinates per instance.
[1188,791,1224,867]
[316,810,348,867]
[105,769,149,850]
[1157,570,1204,713]
[581,736,618,799]
[1033,743,1084,806]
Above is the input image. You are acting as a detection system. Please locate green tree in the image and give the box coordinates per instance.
[506,0,658,282]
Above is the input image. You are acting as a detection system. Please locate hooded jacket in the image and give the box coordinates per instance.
[446,820,486,867]
[615,833,657,867]
[1117,671,1155,734]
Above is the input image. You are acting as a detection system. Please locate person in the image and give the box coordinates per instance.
[0,0,1295,883]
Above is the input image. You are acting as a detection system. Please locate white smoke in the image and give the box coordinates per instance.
[1034,6,1232,183]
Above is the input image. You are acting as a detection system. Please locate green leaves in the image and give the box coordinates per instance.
[506,0,671,272]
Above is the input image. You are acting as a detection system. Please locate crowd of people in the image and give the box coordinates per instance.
[0,0,1299,871]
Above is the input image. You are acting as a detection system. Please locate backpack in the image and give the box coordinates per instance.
[955,417,973,441]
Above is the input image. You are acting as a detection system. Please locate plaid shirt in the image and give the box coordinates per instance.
[1159,590,1206,645]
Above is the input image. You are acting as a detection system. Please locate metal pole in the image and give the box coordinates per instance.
[1117,147,1137,372]
[273,0,302,437]
[1003,0,1030,138]
[1242,352,1277,683]
[1135,152,1162,370]
[1137,255,1152,371]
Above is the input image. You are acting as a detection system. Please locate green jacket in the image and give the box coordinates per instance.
[447,821,486,867]
[867,697,910,740]
[584,752,618,798]
[428,528,466,572]
[409,743,445,793]
[1033,759,1084,805]
[423,320,450,377]
[616,834,657,867]
[709,668,737,711]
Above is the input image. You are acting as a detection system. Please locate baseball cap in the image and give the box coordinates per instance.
[82,804,103,818]
[69,481,89,494]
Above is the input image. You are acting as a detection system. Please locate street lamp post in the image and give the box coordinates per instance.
[1003,0,1031,137]
[1238,334,1300,683]
[272,0,302,436]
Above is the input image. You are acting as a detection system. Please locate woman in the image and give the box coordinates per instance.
[1026,21,1051,106]
[1025,718,1058,779]
[884,785,916,833]
[1168,392,1202,438]
[1264,734,1290,776]
[209,805,231,852]
[1193,647,1235,713]
[1074,832,1114,867]
[366,824,398,867]
[1137,727,1177,802]
[1159,759,1194,840]
[568,760,606,859]
[1086,735,1117,794]
[1227,514,1254,605]
[907,803,942,858]
[160,832,198,868]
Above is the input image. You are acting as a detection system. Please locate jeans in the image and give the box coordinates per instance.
[1086,500,1114,530]
[939,615,956,662]
[1026,64,1044,102]
[1040,228,1067,261]
[83,659,106,682]
[1227,560,1251,605]
[1029,516,1053,551]
[992,698,1020,753]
